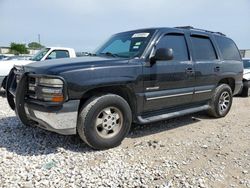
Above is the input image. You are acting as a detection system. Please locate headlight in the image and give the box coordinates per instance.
[39,77,63,86]
[28,76,65,103]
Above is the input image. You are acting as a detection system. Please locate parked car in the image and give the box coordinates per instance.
[3,55,32,61]
[0,47,77,89]
[0,54,14,61]
[6,27,243,149]
[0,55,8,60]
[240,58,250,97]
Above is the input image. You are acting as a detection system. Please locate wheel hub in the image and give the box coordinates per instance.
[219,91,230,113]
[95,107,123,139]
[102,114,118,130]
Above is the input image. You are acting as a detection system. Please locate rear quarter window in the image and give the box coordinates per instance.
[215,36,241,61]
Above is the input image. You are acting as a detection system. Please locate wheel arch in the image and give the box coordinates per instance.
[78,85,137,120]
[218,78,235,93]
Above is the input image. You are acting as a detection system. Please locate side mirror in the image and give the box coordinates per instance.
[151,48,173,63]
[45,57,52,60]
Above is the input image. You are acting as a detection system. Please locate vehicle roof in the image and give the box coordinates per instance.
[46,47,75,51]
[118,26,226,37]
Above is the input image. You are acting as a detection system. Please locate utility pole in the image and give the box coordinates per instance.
[38,34,41,44]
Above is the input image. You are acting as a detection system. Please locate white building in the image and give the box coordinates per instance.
[0,47,10,54]
[0,46,39,55]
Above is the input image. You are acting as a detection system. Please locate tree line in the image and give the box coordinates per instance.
[10,42,44,54]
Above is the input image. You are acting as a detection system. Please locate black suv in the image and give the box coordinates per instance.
[6,27,243,149]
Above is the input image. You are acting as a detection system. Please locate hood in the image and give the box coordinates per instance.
[24,56,130,75]
[0,60,33,76]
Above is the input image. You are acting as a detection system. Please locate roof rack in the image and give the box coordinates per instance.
[175,26,226,36]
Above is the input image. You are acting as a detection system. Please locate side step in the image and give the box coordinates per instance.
[137,105,210,124]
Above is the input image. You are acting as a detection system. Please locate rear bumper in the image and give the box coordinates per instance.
[24,100,80,135]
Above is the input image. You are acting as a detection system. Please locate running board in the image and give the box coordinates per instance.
[137,105,210,124]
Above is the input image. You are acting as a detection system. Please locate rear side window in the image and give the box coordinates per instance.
[191,35,217,61]
[156,34,189,61]
[215,36,241,61]
[46,50,70,60]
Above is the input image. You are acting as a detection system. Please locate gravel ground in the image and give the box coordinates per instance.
[0,92,249,188]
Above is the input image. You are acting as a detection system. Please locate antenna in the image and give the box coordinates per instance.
[38,34,41,44]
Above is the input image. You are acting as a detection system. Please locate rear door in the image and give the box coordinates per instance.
[143,32,195,112]
[188,34,220,102]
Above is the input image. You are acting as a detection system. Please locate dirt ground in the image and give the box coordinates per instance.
[0,93,249,187]
[125,96,250,187]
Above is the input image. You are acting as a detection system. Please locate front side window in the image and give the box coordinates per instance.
[46,50,69,60]
[191,35,217,61]
[95,30,155,58]
[156,34,189,61]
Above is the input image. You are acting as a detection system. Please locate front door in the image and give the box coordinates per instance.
[143,33,195,113]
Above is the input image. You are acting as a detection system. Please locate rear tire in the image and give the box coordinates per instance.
[207,84,233,118]
[241,80,250,97]
[77,94,132,150]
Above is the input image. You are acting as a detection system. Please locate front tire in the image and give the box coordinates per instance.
[208,84,233,118]
[77,94,132,150]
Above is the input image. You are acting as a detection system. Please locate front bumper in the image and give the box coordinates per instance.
[6,67,80,135]
[0,76,4,87]
[24,100,80,135]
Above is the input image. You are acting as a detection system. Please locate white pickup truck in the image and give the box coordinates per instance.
[0,47,77,89]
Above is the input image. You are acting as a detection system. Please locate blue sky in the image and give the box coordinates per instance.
[0,0,250,51]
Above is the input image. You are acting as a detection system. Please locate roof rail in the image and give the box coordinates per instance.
[175,26,226,36]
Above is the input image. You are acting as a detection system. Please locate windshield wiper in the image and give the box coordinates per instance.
[100,52,118,57]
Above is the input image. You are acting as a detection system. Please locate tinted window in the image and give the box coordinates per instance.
[215,36,241,61]
[243,60,250,68]
[156,34,189,61]
[46,50,69,60]
[191,36,217,61]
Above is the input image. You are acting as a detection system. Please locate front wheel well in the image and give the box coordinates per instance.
[78,86,136,119]
[218,78,235,92]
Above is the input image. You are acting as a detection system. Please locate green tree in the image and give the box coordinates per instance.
[28,42,44,49]
[10,43,28,54]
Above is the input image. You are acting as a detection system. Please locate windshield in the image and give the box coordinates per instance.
[30,48,50,61]
[243,59,250,68]
[95,30,155,58]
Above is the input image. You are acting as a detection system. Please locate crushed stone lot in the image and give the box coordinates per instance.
[0,92,249,188]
